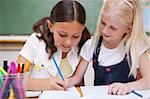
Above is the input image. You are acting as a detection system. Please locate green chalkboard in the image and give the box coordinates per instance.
[0,0,103,35]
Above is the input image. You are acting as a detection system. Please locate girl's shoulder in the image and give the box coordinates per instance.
[84,37,94,46]
[28,33,38,40]
[27,33,43,44]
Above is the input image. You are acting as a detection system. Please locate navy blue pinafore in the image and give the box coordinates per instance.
[93,37,135,85]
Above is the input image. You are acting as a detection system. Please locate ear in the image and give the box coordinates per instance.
[46,20,53,30]
[126,25,133,33]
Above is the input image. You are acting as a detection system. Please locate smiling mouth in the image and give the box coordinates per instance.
[103,34,111,37]
[62,45,71,49]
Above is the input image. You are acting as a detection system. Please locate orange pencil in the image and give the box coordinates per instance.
[24,61,31,72]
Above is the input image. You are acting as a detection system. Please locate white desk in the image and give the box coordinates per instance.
[26,86,150,99]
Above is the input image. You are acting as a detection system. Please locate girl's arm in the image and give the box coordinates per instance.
[66,58,89,87]
[18,55,65,91]
[25,77,65,91]
[108,49,150,95]
[127,49,150,90]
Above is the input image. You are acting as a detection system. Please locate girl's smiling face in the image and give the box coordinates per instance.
[99,12,132,48]
[50,21,85,52]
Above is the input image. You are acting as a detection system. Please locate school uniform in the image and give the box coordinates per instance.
[19,33,80,78]
[80,37,149,85]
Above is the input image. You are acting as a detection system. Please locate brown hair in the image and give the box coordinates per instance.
[33,0,91,59]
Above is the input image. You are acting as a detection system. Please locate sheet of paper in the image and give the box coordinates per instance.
[25,91,42,98]
[40,86,81,99]
[80,86,148,99]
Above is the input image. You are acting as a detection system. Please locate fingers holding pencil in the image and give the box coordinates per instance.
[48,76,66,90]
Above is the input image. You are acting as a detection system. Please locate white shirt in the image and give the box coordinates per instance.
[80,38,150,67]
[19,33,80,78]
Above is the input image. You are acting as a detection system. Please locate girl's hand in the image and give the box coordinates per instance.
[64,78,70,88]
[108,82,132,95]
[46,76,65,90]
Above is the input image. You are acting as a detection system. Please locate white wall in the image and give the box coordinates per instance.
[0,35,28,66]
[0,50,19,66]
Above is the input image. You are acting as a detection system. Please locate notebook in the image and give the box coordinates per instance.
[40,86,81,99]
[80,86,150,99]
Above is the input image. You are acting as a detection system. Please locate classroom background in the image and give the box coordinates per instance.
[0,0,150,85]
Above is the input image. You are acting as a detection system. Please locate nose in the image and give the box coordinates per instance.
[64,38,72,47]
[102,26,109,34]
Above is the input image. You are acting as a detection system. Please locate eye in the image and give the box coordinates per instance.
[73,35,80,38]
[100,20,106,26]
[58,32,67,37]
[110,26,117,30]
[72,33,82,39]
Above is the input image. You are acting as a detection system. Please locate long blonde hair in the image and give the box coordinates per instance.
[93,0,150,77]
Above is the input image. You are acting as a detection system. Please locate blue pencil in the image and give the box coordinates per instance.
[132,91,143,98]
[52,55,64,81]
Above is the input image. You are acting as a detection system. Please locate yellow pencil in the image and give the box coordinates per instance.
[8,87,15,99]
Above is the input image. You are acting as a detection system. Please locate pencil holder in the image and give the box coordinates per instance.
[0,73,25,99]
